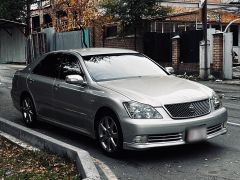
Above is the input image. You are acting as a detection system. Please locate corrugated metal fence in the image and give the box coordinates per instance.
[27,33,47,64]
[27,28,90,63]
[0,28,26,63]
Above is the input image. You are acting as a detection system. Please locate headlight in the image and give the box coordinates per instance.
[211,92,222,110]
[123,101,163,119]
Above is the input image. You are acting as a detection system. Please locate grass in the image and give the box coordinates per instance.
[0,136,81,179]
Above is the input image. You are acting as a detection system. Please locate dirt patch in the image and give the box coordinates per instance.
[0,136,80,179]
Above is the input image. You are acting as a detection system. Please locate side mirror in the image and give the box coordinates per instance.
[65,75,86,86]
[165,67,175,75]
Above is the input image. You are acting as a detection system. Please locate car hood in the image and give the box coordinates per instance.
[98,76,213,107]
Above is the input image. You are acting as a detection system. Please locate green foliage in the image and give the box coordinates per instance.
[0,0,29,22]
[99,0,171,26]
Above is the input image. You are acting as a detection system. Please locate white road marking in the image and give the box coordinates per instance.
[228,122,240,127]
[93,157,118,180]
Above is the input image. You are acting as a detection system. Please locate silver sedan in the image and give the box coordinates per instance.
[11,48,227,156]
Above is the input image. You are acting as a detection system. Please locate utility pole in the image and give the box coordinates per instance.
[202,0,208,80]
[26,0,31,36]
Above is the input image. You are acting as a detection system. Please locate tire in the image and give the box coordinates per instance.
[21,95,37,127]
[96,112,123,156]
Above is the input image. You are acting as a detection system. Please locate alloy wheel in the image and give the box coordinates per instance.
[98,116,119,153]
[21,96,36,127]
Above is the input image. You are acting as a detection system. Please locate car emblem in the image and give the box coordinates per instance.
[189,104,195,113]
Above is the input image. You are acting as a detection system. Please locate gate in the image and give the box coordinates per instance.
[143,30,203,65]
[180,30,203,63]
[27,32,47,64]
[143,32,172,64]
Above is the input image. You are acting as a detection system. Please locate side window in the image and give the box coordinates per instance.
[33,54,61,78]
[59,54,82,80]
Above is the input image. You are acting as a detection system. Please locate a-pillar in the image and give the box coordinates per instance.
[212,33,224,79]
[172,35,180,71]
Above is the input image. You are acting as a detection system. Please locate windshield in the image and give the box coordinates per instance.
[83,53,167,82]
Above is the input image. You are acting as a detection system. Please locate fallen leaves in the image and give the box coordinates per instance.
[0,136,80,179]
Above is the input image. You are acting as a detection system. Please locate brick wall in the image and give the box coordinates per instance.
[212,33,224,78]
[171,36,199,74]
[90,26,104,48]
[178,63,199,74]
[103,36,143,52]
[90,26,143,52]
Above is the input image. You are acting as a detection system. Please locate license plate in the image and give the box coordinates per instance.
[187,126,207,143]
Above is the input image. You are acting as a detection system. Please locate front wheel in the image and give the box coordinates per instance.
[97,112,123,156]
[21,96,37,127]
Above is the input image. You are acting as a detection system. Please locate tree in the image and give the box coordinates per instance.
[47,0,111,47]
[0,0,29,22]
[48,0,100,32]
[99,0,172,49]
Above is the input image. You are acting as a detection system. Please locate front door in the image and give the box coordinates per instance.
[52,53,91,134]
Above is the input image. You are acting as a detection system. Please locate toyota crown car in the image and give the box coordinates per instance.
[11,48,228,155]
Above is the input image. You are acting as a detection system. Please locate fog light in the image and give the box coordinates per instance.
[133,136,148,143]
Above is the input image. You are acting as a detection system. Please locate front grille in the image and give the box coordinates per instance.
[148,133,183,143]
[207,124,223,135]
[164,99,210,119]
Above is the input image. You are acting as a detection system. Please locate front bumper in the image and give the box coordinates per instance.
[121,107,228,150]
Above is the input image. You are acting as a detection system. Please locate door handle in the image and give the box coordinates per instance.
[28,78,34,84]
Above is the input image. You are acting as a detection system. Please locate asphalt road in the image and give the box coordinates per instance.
[1,64,240,180]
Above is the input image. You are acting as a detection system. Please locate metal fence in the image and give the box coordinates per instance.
[143,30,203,65]
[27,32,47,64]
[27,28,90,63]
[43,27,89,51]
[0,28,26,63]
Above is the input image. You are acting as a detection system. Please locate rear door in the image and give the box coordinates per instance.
[28,54,61,118]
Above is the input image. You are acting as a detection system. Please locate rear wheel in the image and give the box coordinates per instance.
[21,95,37,127]
[97,112,123,156]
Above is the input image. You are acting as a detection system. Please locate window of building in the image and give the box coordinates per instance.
[156,22,163,33]
[163,23,173,33]
[32,16,40,32]
[43,14,52,28]
[57,10,67,19]
[176,23,186,33]
[104,26,118,38]
[186,24,196,31]
[212,24,221,31]
[123,24,135,36]
[231,25,239,46]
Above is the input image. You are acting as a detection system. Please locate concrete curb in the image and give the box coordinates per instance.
[0,117,100,180]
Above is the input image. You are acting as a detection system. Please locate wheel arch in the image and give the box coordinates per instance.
[94,106,122,136]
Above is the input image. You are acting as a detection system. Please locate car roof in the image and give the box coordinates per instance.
[50,48,138,56]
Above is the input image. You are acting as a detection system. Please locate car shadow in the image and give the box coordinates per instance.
[29,121,227,166]
[117,141,225,162]
[35,121,97,150]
